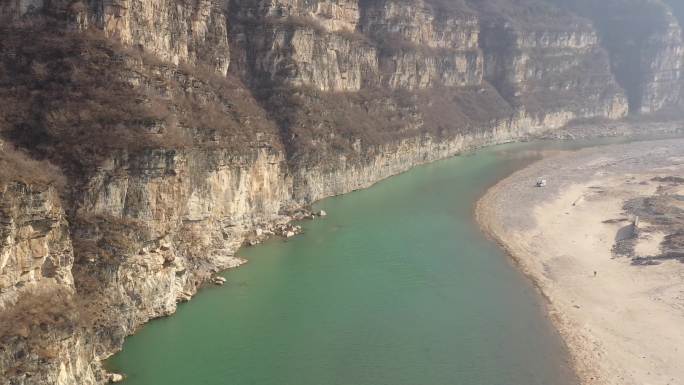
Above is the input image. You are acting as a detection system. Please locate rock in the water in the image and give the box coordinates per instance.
[177,292,193,303]
[318,210,327,217]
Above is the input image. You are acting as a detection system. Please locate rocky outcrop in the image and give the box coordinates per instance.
[247,22,378,91]
[360,0,478,49]
[0,304,99,385]
[473,0,628,120]
[0,169,90,384]
[0,183,73,309]
[94,0,232,73]
[252,0,361,32]
[69,146,291,368]
[1,0,231,73]
[234,0,630,131]
[236,0,484,91]
[231,0,377,91]
[360,0,483,89]
[556,0,684,113]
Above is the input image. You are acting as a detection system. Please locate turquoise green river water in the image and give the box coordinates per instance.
[108,139,638,385]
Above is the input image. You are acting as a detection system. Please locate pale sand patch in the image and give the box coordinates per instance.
[532,177,683,385]
[478,139,684,385]
[634,229,665,258]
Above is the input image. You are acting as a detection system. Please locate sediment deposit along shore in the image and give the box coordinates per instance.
[478,139,684,385]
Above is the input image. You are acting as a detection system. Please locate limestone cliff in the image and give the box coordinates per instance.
[0,182,73,309]
[0,144,89,385]
[473,0,628,120]
[360,0,483,89]
[554,0,684,113]
[1,0,231,73]
[1,0,684,384]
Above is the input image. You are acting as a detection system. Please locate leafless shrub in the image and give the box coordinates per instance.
[0,283,76,340]
[0,143,66,189]
[0,16,283,184]
[264,15,327,34]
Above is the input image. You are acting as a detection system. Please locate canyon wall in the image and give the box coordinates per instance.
[1,0,231,73]
[1,0,683,384]
[664,0,684,105]
[553,0,684,113]
[473,0,628,119]
[0,182,73,309]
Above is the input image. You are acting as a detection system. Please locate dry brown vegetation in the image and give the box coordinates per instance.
[469,0,589,30]
[0,143,66,189]
[0,283,77,341]
[264,15,328,34]
[0,19,168,174]
[0,16,280,186]
[72,213,152,265]
[254,81,513,168]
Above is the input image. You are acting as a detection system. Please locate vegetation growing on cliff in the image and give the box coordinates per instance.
[0,17,280,184]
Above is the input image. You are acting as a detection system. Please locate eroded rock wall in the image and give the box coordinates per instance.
[555,0,684,113]
[292,111,572,202]
[0,162,89,385]
[0,183,73,309]
[70,146,292,365]
[247,23,379,91]
[95,0,232,73]
[473,0,628,121]
[360,0,483,89]
[1,0,231,73]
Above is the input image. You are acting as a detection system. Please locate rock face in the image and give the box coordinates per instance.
[96,0,232,73]
[1,0,231,73]
[247,23,378,91]
[69,147,289,374]
[360,0,484,89]
[474,0,629,120]
[556,0,684,113]
[1,0,684,384]
[0,154,93,385]
[0,182,73,309]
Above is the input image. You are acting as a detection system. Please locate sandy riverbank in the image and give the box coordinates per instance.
[477,139,684,385]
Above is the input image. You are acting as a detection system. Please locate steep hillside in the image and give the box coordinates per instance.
[469,0,627,118]
[553,0,683,113]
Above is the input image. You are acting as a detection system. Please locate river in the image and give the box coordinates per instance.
[107,138,639,385]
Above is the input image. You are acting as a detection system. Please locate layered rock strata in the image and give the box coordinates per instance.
[555,0,684,113]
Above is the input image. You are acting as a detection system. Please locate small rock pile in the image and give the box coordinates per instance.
[245,209,328,246]
[107,373,124,383]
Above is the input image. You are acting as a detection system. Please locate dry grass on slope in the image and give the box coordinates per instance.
[0,143,66,189]
[0,16,282,183]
